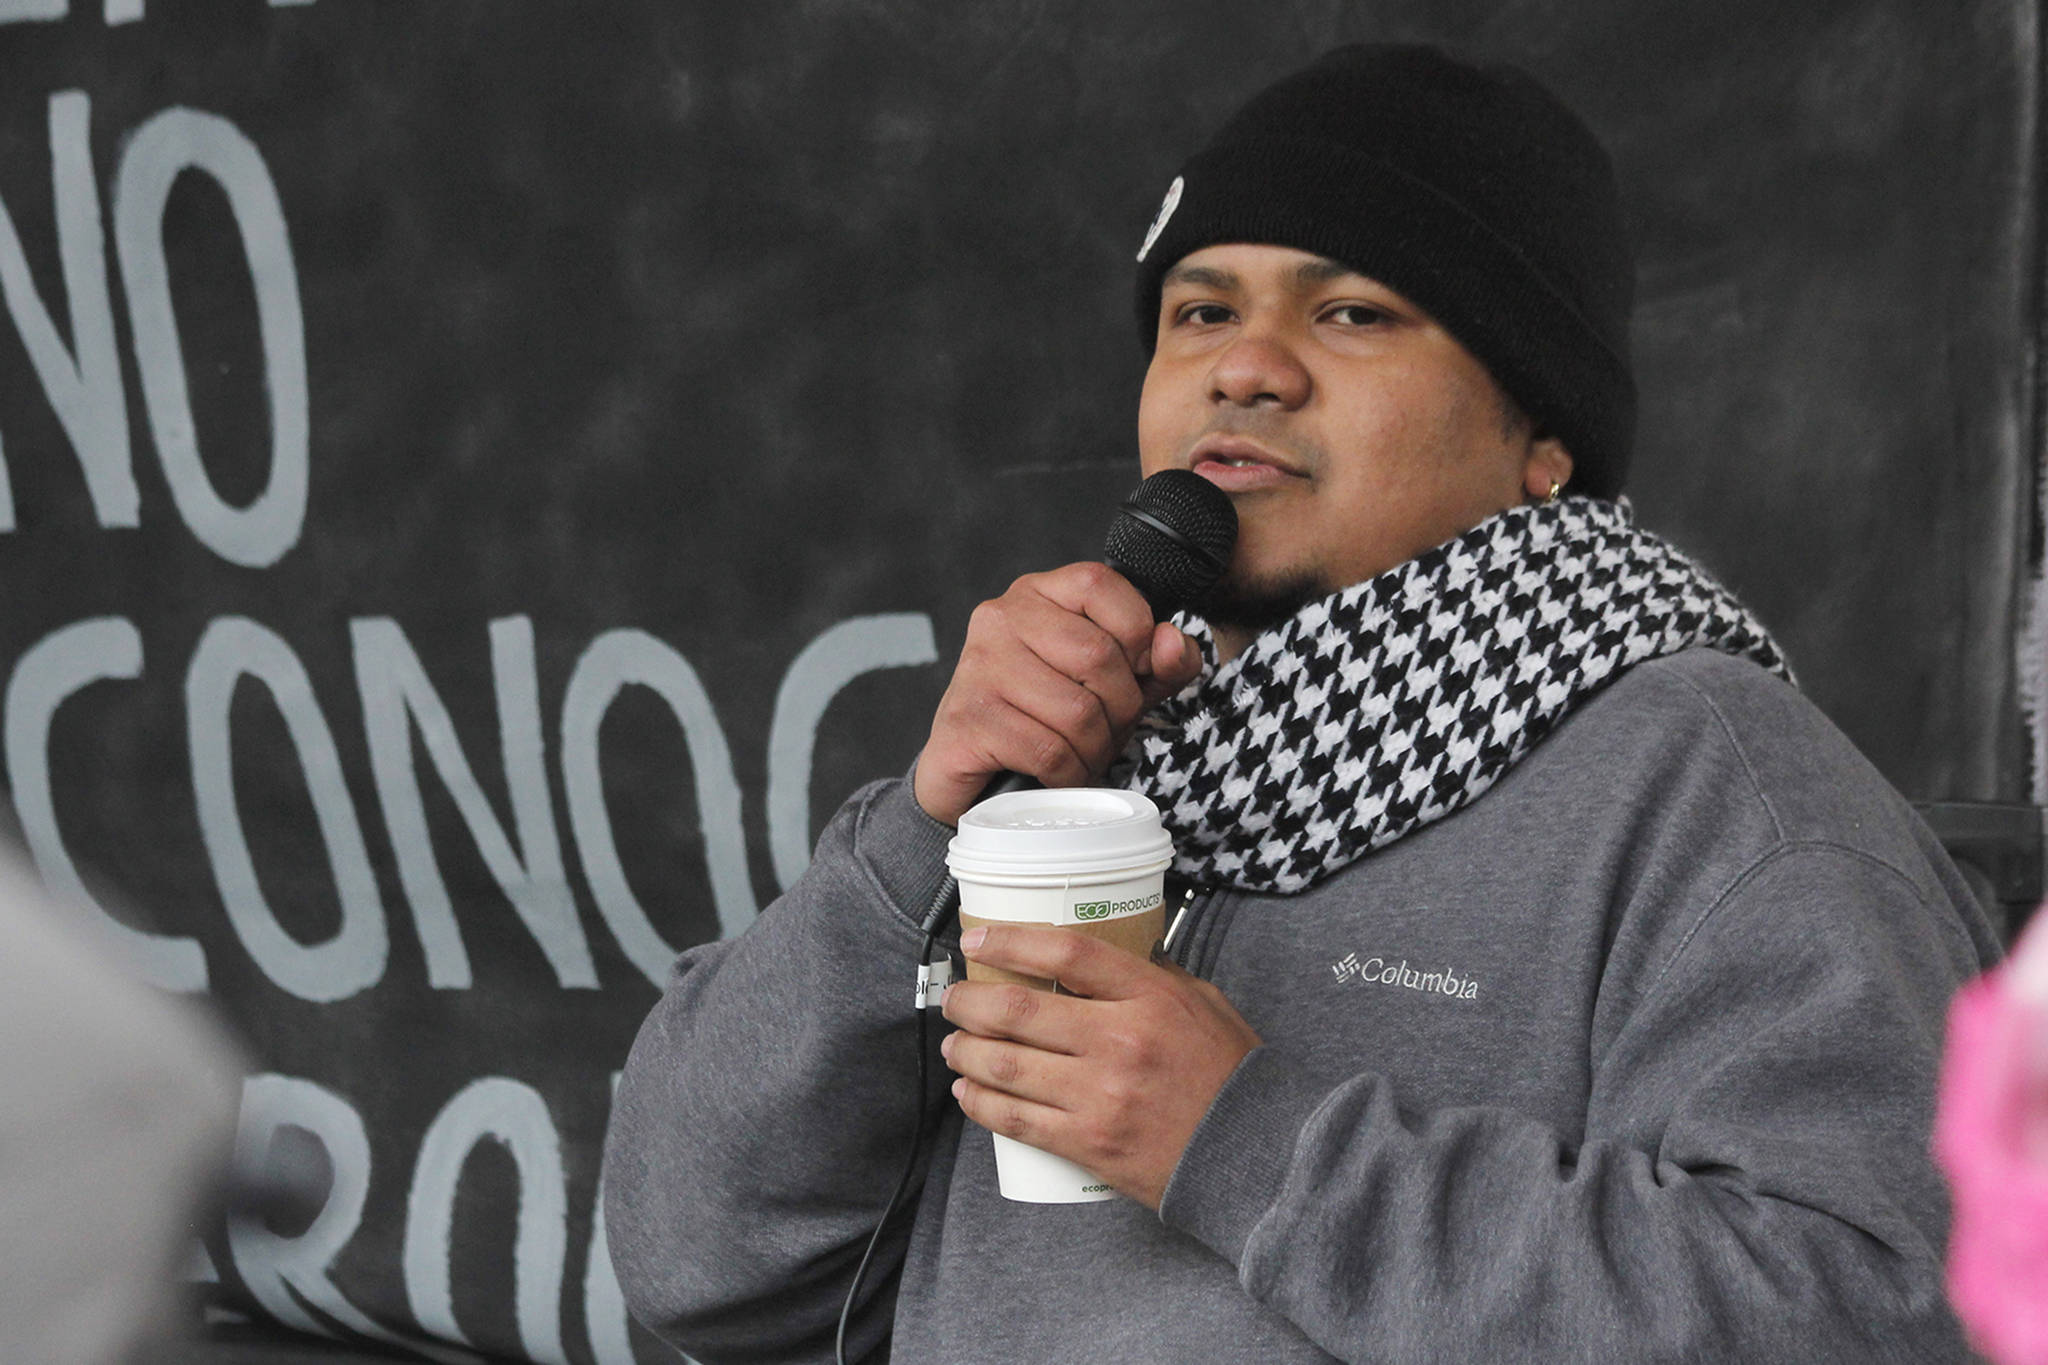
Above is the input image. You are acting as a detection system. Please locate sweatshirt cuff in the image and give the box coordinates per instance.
[1157,1044,1338,1269]
[855,774,959,936]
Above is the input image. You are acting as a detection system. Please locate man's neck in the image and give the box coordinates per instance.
[1211,624,1252,665]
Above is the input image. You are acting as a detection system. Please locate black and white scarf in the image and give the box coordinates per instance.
[1114,496,1790,893]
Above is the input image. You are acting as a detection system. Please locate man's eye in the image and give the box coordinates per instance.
[1174,302,1234,326]
[1322,303,1391,327]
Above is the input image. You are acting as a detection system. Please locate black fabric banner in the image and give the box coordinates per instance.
[0,2,2029,1360]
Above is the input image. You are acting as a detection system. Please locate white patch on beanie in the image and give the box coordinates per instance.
[1136,175,1184,262]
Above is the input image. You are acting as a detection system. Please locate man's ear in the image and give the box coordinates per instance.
[1522,433,1575,501]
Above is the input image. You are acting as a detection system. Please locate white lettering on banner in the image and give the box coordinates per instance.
[0,0,66,26]
[0,91,136,532]
[113,105,308,568]
[230,1076,480,1365]
[224,1073,657,1363]
[0,0,315,22]
[583,1189,636,1365]
[3,617,211,989]
[561,629,754,985]
[583,1071,641,1365]
[766,612,937,891]
[187,617,388,1002]
[5,609,929,996]
[354,616,597,991]
[0,69,929,1365]
[404,1078,571,1365]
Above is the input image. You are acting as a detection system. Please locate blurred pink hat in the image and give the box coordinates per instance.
[1937,910,2048,1364]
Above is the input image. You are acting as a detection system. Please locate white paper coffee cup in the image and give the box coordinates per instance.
[945,787,1173,1203]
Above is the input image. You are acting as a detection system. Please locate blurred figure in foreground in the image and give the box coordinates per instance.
[0,848,241,1363]
[1939,910,2048,1365]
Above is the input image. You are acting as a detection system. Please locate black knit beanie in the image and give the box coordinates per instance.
[1134,44,1636,499]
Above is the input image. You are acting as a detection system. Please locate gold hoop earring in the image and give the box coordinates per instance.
[1543,477,1561,505]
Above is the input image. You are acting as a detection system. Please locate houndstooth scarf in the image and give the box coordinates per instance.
[1113,495,1791,893]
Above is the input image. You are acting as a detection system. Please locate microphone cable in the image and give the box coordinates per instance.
[833,871,961,1365]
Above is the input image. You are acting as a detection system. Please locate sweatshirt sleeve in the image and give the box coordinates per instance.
[602,776,957,1365]
[1157,842,1984,1363]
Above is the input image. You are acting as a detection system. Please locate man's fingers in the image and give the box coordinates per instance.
[1139,623,1202,706]
[920,689,1094,812]
[940,975,1094,1051]
[950,1076,1069,1152]
[941,1031,1084,1109]
[988,587,1149,726]
[1026,562,1157,675]
[993,639,1127,763]
[914,562,1192,826]
[939,647,1117,786]
[957,924,1155,1001]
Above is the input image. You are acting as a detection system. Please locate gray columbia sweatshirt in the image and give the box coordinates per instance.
[603,649,2000,1363]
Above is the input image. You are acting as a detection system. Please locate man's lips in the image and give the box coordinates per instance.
[1188,436,1305,493]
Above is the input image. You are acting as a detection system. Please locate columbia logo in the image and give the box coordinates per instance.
[1331,953,1479,1001]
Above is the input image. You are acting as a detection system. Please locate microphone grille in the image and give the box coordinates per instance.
[1103,470,1238,616]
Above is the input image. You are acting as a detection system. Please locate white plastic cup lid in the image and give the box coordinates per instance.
[946,787,1172,880]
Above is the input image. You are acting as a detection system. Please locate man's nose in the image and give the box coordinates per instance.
[1207,330,1311,409]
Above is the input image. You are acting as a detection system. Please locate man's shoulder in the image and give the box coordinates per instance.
[1605,649,1881,813]
[1569,648,1943,881]
[1506,648,1995,983]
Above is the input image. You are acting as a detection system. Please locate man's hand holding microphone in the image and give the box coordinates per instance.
[911,561,1202,827]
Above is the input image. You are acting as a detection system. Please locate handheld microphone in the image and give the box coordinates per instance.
[1104,468,1238,618]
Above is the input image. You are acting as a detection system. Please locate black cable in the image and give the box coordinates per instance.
[834,874,960,1365]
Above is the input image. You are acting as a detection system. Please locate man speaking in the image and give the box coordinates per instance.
[604,45,1999,1362]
